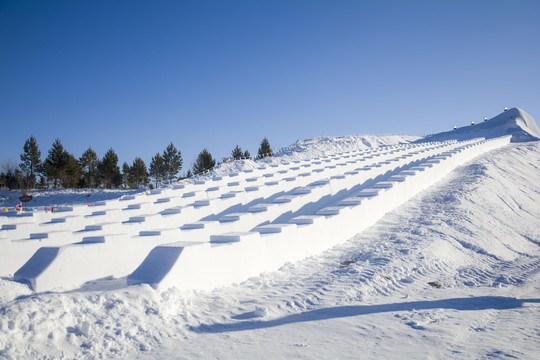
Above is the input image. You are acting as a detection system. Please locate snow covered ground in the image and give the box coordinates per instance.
[0,188,143,210]
[0,109,539,359]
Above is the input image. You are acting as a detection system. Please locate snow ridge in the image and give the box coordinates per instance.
[420,107,540,143]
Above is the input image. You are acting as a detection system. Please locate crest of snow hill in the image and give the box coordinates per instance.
[420,107,540,143]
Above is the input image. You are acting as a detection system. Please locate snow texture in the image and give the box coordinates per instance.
[0,108,539,359]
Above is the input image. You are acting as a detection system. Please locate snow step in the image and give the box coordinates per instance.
[273,195,296,204]
[356,189,380,198]
[316,207,341,217]
[289,215,324,225]
[181,221,213,230]
[193,200,210,207]
[30,233,49,239]
[120,195,136,201]
[161,207,181,216]
[339,197,363,206]
[82,236,106,243]
[219,213,251,223]
[51,207,73,213]
[309,179,330,187]
[248,204,271,213]
[372,182,394,189]
[388,175,406,182]
[253,223,296,234]
[88,210,107,217]
[84,225,103,231]
[89,201,107,207]
[210,232,259,244]
[293,187,312,195]
[139,231,161,237]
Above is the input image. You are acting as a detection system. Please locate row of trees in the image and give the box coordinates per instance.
[1,136,274,190]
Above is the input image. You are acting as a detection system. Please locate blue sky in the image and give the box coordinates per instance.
[1,0,539,174]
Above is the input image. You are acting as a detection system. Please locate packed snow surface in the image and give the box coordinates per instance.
[0,110,539,359]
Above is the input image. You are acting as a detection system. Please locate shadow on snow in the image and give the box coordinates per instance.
[190,296,540,334]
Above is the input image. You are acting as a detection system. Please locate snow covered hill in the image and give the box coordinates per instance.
[0,109,539,359]
[420,107,540,143]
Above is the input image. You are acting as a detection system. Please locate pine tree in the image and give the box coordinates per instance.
[257,137,273,159]
[79,147,100,188]
[193,148,215,174]
[98,148,121,189]
[60,152,80,188]
[129,157,149,188]
[149,153,165,188]
[122,162,131,188]
[44,138,65,188]
[19,135,41,188]
[231,145,243,160]
[162,142,182,184]
[244,150,251,159]
[1,161,23,190]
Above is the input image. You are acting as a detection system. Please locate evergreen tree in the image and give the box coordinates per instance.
[257,137,273,159]
[1,161,23,190]
[44,138,65,188]
[79,147,100,188]
[193,148,215,174]
[162,142,182,184]
[231,145,243,160]
[149,153,166,187]
[98,148,121,188]
[244,150,251,159]
[19,135,41,188]
[60,152,80,188]
[185,169,193,179]
[122,162,131,188]
[129,157,149,189]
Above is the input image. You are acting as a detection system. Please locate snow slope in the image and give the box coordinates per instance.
[420,107,540,143]
[0,110,539,359]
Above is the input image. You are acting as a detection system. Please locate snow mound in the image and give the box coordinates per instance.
[420,108,539,143]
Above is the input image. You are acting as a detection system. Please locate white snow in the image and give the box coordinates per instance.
[0,109,539,359]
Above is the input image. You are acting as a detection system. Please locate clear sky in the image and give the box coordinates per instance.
[1,0,539,174]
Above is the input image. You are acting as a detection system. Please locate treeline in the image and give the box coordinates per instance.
[0,136,274,190]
